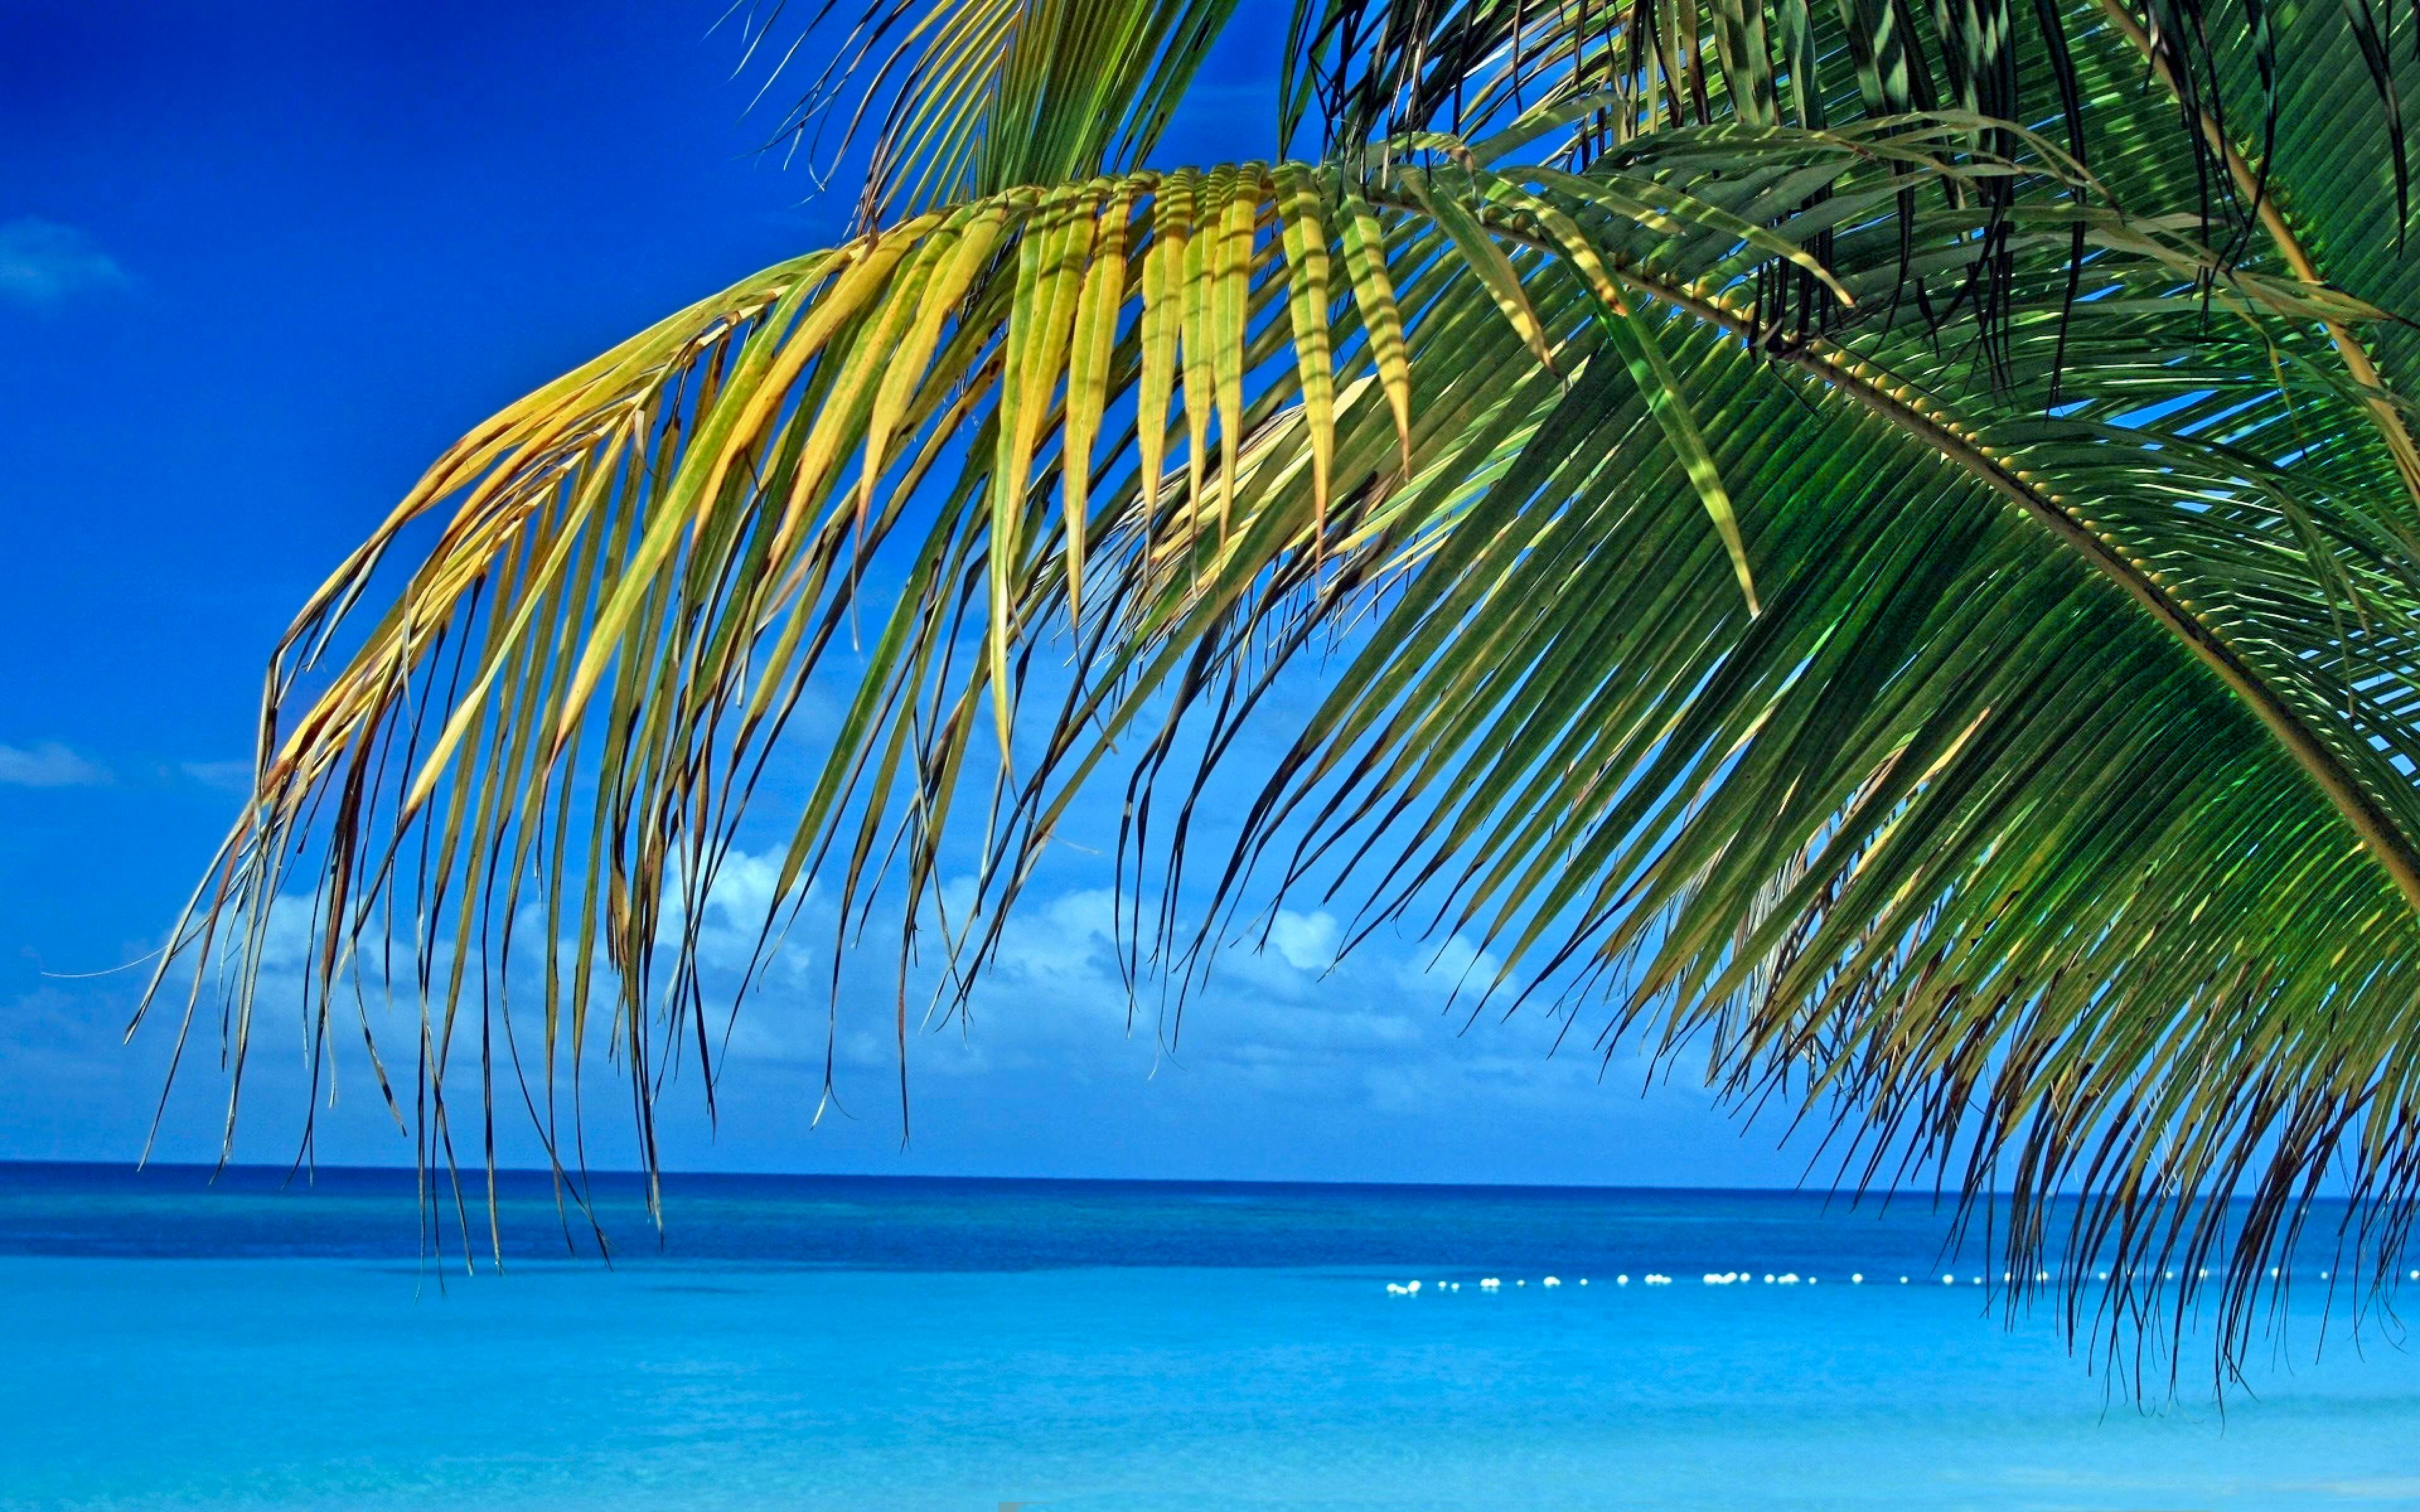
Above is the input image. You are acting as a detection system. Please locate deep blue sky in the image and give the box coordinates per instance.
[0,0,1821,1187]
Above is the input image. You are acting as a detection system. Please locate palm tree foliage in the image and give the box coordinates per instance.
[145,0,2420,1380]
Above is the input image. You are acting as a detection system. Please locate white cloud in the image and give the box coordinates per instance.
[689,847,785,932]
[1264,909,1339,972]
[1398,931,1503,999]
[252,895,321,972]
[989,886,1119,980]
[180,759,255,793]
[0,218,129,306]
[187,845,1582,1125]
[654,846,819,978]
[0,742,106,788]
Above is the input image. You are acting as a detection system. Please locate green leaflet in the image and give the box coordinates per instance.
[1480,173,1760,614]
[1274,163,1339,547]
[1139,170,1193,549]
[1063,185,1139,616]
[1178,166,1230,531]
[1337,182,1415,469]
[1211,166,1263,537]
[990,185,1102,758]
[1402,170,1561,376]
[861,206,1016,527]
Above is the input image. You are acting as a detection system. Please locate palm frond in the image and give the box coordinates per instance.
[1286,0,2420,497]
[747,0,1242,226]
[146,3,2420,1391]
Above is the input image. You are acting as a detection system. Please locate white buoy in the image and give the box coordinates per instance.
[1579,1278,1589,1286]
[1408,1280,1422,1294]
[1899,1276,1909,1285]
[1543,1276,1562,1288]
[1852,1273,1864,1284]
[1616,1274,1629,1285]
[1386,1283,1407,1295]
[1941,1274,1955,1285]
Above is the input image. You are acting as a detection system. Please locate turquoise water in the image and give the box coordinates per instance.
[4,1165,2417,1510]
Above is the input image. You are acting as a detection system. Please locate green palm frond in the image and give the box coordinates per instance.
[752,0,1243,225]
[1287,0,2420,501]
[146,0,2420,1387]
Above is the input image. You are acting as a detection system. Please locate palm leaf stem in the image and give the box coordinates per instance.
[1372,185,2420,916]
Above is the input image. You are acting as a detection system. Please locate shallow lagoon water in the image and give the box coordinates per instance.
[4,1165,2416,1510]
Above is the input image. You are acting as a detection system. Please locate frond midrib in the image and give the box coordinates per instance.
[1352,181,2420,920]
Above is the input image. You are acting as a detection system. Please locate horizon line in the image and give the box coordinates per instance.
[0,1158,2237,1203]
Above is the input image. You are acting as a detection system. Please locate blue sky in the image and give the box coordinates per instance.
[0,0,1826,1188]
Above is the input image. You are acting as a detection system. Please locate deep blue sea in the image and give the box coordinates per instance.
[4,1163,2417,1511]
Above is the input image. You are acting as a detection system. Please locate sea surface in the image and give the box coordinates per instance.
[3,1162,2417,1511]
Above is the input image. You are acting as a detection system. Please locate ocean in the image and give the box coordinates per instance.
[3,1162,2416,1510]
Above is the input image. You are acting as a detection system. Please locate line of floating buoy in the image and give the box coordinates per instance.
[1389,1265,2407,1294]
